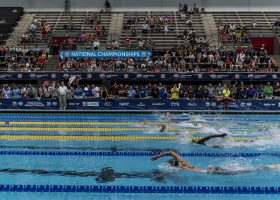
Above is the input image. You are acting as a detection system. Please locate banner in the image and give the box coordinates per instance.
[0,72,279,81]
[59,50,152,59]
[2,99,280,111]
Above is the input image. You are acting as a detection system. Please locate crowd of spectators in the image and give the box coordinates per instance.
[58,44,277,72]
[218,20,249,44]
[21,17,52,44]
[0,45,49,71]
[1,81,279,100]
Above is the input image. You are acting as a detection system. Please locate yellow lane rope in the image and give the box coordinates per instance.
[0,127,261,132]
[0,135,267,141]
[0,121,278,126]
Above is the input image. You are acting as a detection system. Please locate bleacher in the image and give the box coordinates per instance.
[119,11,206,50]
[0,7,23,45]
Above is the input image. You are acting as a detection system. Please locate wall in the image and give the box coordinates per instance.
[1,0,280,12]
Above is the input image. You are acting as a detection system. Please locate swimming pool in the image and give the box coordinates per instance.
[0,113,280,200]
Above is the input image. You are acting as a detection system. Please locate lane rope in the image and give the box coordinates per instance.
[0,135,268,141]
[0,150,278,157]
[0,184,278,194]
[0,127,265,132]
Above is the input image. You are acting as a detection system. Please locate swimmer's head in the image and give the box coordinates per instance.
[168,159,179,167]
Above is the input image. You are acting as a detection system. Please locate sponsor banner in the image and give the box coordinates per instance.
[59,50,152,59]
[0,72,279,81]
[1,99,280,111]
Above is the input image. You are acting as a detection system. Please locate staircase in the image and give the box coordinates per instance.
[201,14,219,47]
[5,13,35,47]
[107,13,124,45]
[45,55,59,71]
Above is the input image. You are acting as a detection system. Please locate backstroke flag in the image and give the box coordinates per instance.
[59,50,152,59]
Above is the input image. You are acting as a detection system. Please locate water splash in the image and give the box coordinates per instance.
[158,162,181,173]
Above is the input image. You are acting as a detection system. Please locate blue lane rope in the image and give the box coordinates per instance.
[0,184,279,194]
[0,150,279,157]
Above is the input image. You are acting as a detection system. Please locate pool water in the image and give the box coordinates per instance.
[0,113,280,200]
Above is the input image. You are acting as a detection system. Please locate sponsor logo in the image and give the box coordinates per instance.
[87,74,92,79]
[152,103,165,106]
[46,102,51,106]
[100,74,105,79]
[240,102,246,108]
[228,102,237,108]
[83,102,99,107]
[205,102,210,107]
[246,103,252,107]
[12,102,18,106]
[30,74,36,79]
[124,74,129,79]
[143,75,154,79]
[188,102,198,107]
[248,74,254,79]
[104,102,112,107]
[52,102,58,106]
[137,102,146,107]
[263,103,276,107]
[136,74,143,78]
[18,102,24,106]
[24,101,45,107]
[0,74,12,79]
[161,74,166,79]
[18,74,23,79]
[173,74,179,79]
[235,74,240,79]
[272,74,278,79]
[171,102,180,107]
[51,74,56,79]
[198,74,203,79]
[278,102,280,108]
[119,102,130,106]
[210,74,217,79]
[63,74,70,79]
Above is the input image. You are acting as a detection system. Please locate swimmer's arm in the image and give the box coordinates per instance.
[151,151,183,162]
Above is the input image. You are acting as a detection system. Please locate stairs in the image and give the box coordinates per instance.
[201,14,219,47]
[45,55,59,71]
[6,14,35,47]
[107,13,124,44]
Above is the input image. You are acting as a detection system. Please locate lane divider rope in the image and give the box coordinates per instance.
[0,150,278,157]
[0,127,264,132]
[0,184,278,194]
[0,135,267,141]
[0,121,279,126]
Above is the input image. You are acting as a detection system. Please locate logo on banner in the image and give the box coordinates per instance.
[104,102,112,107]
[0,74,12,79]
[24,101,45,107]
[18,102,24,106]
[173,74,179,79]
[205,102,210,107]
[272,74,278,79]
[152,103,165,106]
[137,102,146,107]
[124,74,129,79]
[12,102,18,106]
[99,74,105,79]
[161,74,166,79]
[210,74,217,79]
[248,74,254,79]
[119,102,130,106]
[63,74,70,79]
[51,74,56,79]
[46,102,51,106]
[188,102,197,107]
[235,74,240,79]
[18,74,23,79]
[171,102,180,107]
[65,52,70,57]
[83,102,99,107]
[136,74,143,78]
[87,74,92,79]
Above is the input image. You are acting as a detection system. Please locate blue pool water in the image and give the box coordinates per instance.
[0,113,280,200]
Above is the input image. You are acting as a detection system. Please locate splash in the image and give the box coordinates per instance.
[188,115,207,122]
[158,162,181,173]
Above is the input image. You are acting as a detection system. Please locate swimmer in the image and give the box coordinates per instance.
[191,133,228,148]
[151,151,280,175]
[141,119,150,125]
[158,124,166,132]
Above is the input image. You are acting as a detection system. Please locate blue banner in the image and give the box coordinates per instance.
[2,99,280,111]
[0,72,280,82]
[59,50,152,59]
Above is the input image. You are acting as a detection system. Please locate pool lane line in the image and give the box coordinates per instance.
[0,135,268,141]
[0,127,267,132]
[0,121,279,126]
[0,184,279,194]
[0,150,279,157]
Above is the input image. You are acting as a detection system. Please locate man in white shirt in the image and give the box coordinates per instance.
[92,85,101,98]
[58,81,68,110]
[93,39,100,50]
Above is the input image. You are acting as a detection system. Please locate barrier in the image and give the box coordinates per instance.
[0,150,278,157]
[2,99,280,111]
[0,184,278,194]
[0,72,279,81]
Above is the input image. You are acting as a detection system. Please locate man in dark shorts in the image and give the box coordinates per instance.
[151,151,279,175]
